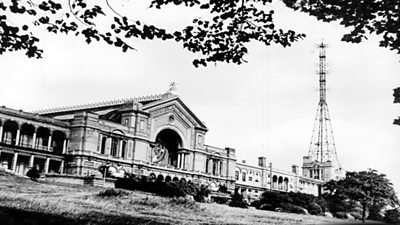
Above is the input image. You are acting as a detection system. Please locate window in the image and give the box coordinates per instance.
[121,141,127,159]
[139,120,145,130]
[255,179,259,183]
[242,172,246,181]
[100,137,107,154]
[249,177,253,181]
[110,138,118,157]
[235,171,239,180]
[123,118,129,126]
[197,135,203,145]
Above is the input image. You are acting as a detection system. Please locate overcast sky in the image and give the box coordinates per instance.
[1,1,399,193]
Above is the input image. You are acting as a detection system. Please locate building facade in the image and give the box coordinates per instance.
[0,91,328,197]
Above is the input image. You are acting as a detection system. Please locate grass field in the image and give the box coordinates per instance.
[0,171,383,225]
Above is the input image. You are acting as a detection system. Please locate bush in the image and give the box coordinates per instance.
[26,167,40,181]
[349,211,363,220]
[229,192,248,208]
[97,188,129,197]
[115,176,209,202]
[307,202,323,215]
[384,208,400,224]
[281,203,307,214]
[333,212,348,219]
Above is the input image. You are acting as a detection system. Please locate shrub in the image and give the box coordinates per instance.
[384,208,400,224]
[115,176,209,202]
[97,188,129,197]
[349,211,363,220]
[229,192,248,208]
[26,167,40,181]
[212,196,230,204]
[280,203,307,214]
[307,202,323,215]
[333,212,348,219]
[260,191,291,209]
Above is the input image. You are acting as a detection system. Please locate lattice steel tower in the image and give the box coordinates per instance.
[302,42,344,181]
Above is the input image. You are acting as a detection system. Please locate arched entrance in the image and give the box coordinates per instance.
[153,129,182,168]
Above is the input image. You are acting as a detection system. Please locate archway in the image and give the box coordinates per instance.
[153,129,182,168]
[2,120,19,145]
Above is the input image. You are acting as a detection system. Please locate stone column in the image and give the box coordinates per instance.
[44,157,50,173]
[15,128,21,146]
[119,140,123,158]
[59,160,64,174]
[182,154,186,170]
[216,160,219,176]
[29,155,34,168]
[0,123,3,143]
[31,129,37,149]
[11,152,18,172]
[62,139,67,154]
[177,153,181,168]
[47,134,52,152]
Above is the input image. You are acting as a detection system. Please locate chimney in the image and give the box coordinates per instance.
[258,156,267,168]
[292,164,299,175]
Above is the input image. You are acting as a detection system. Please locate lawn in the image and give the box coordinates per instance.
[0,171,383,225]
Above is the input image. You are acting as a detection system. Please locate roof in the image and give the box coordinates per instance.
[34,94,163,115]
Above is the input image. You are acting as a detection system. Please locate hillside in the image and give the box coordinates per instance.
[0,171,382,225]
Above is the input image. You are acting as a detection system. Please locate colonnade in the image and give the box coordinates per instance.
[0,118,68,153]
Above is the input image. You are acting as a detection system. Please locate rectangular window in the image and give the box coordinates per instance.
[235,171,239,180]
[110,138,118,157]
[249,177,253,181]
[100,137,107,154]
[121,141,126,159]
[124,118,129,126]
[242,172,246,182]
[140,120,145,130]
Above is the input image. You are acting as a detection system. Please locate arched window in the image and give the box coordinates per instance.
[235,171,239,180]
[242,172,246,181]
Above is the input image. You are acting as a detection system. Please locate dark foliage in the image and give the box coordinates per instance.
[97,188,129,197]
[26,167,40,181]
[384,208,400,224]
[307,202,323,216]
[228,191,248,208]
[280,202,307,214]
[258,190,325,215]
[212,195,230,204]
[0,0,305,66]
[323,169,399,223]
[283,0,400,55]
[115,175,209,201]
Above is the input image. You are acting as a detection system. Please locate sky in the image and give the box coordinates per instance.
[1,1,399,194]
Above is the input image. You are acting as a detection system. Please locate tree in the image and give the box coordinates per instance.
[323,169,399,223]
[0,0,305,67]
[394,88,400,126]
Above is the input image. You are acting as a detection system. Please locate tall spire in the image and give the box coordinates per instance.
[308,41,338,163]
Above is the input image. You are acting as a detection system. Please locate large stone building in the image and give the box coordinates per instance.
[0,90,328,197]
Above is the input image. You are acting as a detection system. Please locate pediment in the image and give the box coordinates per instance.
[143,96,208,131]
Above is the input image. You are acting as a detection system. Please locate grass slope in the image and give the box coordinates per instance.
[0,171,382,225]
